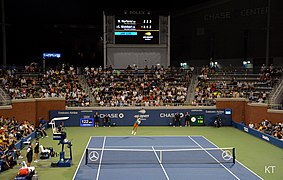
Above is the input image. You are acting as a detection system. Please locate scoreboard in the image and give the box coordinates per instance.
[114,15,159,44]
[190,115,205,126]
[80,118,94,127]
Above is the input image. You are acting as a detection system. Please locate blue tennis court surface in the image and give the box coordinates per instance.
[73,136,262,180]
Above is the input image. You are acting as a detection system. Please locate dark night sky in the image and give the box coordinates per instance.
[1,0,211,67]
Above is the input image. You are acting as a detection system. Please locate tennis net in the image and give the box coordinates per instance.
[85,147,235,165]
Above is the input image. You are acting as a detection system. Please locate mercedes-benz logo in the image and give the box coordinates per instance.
[89,151,99,161]
[222,150,232,161]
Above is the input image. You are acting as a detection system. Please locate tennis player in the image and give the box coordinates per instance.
[131,116,141,135]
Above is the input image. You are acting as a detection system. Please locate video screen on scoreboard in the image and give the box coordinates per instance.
[190,115,205,126]
[80,118,94,127]
[114,15,159,44]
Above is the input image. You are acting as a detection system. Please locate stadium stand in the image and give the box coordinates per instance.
[193,64,283,106]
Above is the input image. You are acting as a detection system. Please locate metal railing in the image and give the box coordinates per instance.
[0,87,11,106]
[267,104,283,110]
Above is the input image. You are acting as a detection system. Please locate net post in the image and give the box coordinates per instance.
[85,148,88,165]
[160,150,162,164]
[232,147,235,164]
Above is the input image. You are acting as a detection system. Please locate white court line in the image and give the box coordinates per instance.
[188,136,240,180]
[90,135,204,138]
[152,146,170,180]
[201,136,263,180]
[96,136,106,180]
[104,145,200,148]
[72,136,92,180]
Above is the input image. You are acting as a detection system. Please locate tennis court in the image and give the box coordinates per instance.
[73,136,262,180]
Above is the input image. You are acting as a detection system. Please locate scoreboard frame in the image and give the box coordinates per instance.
[190,115,205,126]
[114,15,160,44]
[80,118,94,127]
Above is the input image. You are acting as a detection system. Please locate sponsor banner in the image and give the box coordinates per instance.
[50,109,232,126]
[232,122,283,149]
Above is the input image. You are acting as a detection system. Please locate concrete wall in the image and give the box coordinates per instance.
[0,98,66,125]
[216,98,283,124]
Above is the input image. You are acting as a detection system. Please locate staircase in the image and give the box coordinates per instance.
[0,87,12,106]
[186,73,198,105]
[78,74,95,106]
[268,77,283,109]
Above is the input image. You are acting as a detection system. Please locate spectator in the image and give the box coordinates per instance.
[7,139,21,161]
[248,121,255,128]
[103,114,111,127]
[26,143,33,167]
[0,148,11,171]
[173,112,181,127]
[214,115,222,128]
[57,122,67,140]
[57,122,65,133]
[39,117,47,126]
[184,112,190,127]
[36,123,48,138]
[94,112,100,127]
[33,138,40,163]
